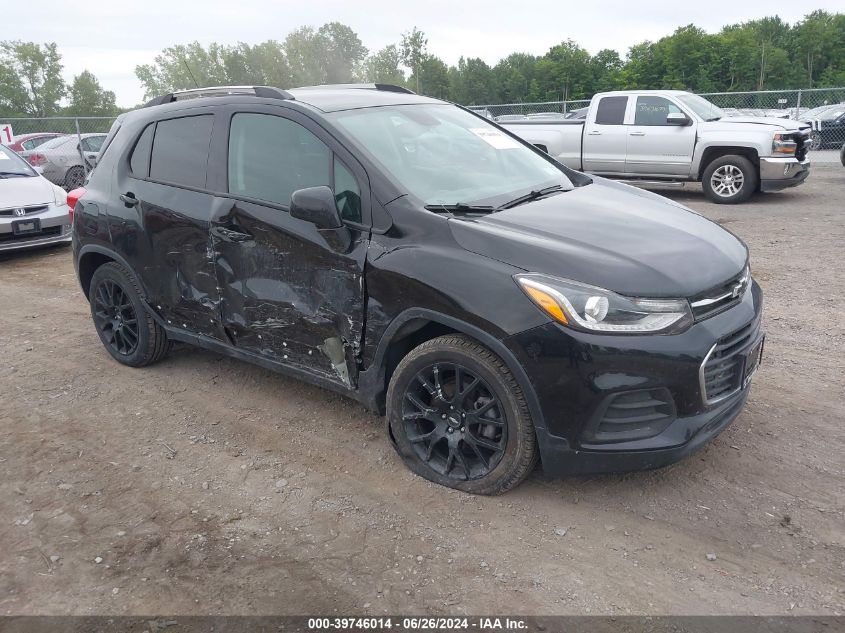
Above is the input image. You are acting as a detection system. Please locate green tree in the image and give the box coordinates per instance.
[413,55,449,99]
[360,45,405,85]
[400,27,428,93]
[0,41,65,116]
[65,71,117,116]
[449,57,495,105]
[492,53,538,103]
[317,22,367,83]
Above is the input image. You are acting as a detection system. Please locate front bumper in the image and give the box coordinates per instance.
[759,156,810,191]
[0,203,72,253]
[504,280,763,476]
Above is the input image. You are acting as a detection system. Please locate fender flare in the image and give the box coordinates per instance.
[357,307,546,432]
[77,244,150,300]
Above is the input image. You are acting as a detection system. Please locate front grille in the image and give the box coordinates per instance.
[583,387,676,443]
[700,318,761,405]
[795,128,810,161]
[0,225,62,243]
[690,268,749,321]
[0,205,49,217]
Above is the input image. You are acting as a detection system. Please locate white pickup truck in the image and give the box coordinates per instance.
[499,90,811,204]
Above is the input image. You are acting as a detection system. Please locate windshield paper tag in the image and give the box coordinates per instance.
[470,128,522,150]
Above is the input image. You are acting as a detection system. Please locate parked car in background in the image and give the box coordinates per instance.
[23,133,107,190]
[564,106,589,120]
[72,84,763,494]
[840,141,845,167]
[500,90,811,204]
[0,143,72,252]
[6,132,65,153]
[801,105,845,150]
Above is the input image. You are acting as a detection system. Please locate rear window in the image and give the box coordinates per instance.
[149,115,213,188]
[129,124,155,177]
[594,96,628,125]
[38,136,71,150]
[81,135,106,152]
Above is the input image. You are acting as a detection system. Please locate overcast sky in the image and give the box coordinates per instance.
[8,0,842,106]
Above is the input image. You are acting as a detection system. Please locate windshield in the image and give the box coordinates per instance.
[38,135,71,150]
[332,104,571,207]
[0,144,36,177]
[677,94,726,121]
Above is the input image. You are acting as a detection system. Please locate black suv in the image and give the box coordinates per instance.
[72,84,764,494]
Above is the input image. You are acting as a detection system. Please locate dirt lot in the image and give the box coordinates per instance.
[1,165,843,617]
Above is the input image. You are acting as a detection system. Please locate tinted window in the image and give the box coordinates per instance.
[129,124,155,177]
[81,135,106,152]
[334,158,361,223]
[228,113,331,207]
[594,96,628,125]
[634,96,682,126]
[21,139,35,150]
[150,115,213,188]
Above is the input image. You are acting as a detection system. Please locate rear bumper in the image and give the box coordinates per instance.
[759,156,810,191]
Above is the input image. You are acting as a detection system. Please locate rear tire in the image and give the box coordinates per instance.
[387,334,538,495]
[89,262,170,367]
[64,165,86,190]
[702,155,758,204]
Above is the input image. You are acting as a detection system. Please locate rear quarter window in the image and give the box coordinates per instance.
[129,123,155,177]
[149,115,214,188]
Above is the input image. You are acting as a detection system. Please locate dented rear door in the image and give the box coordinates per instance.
[209,105,370,387]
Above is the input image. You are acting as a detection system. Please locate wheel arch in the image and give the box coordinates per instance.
[77,245,147,301]
[358,308,546,434]
[698,146,760,180]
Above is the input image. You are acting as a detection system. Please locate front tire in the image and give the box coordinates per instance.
[387,335,538,495]
[89,262,170,367]
[702,155,758,204]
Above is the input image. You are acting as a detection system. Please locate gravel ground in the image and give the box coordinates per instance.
[1,165,843,616]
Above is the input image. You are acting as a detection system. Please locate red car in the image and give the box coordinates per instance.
[5,132,65,153]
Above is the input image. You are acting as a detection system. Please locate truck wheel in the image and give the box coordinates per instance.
[809,131,822,151]
[387,334,538,495]
[89,262,170,367]
[64,166,86,190]
[702,155,758,204]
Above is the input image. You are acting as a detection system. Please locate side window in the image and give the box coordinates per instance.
[594,96,628,125]
[634,96,682,126]
[21,140,35,151]
[228,113,331,207]
[150,115,214,188]
[81,136,105,152]
[129,123,155,177]
[334,158,361,223]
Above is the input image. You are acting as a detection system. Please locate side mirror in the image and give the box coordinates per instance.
[666,112,691,126]
[290,186,342,229]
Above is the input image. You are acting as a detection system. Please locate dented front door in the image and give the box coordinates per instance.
[210,108,368,387]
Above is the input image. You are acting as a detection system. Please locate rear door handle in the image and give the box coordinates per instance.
[587,130,602,136]
[119,193,138,207]
[211,225,254,243]
[629,131,646,136]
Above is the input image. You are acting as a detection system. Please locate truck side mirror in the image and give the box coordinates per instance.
[290,186,343,229]
[666,112,691,126]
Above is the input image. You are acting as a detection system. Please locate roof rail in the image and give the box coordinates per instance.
[143,85,295,108]
[293,83,416,95]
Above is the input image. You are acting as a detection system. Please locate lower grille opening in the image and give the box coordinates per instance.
[582,387,676,444]
[0,226,63,243]
[701,318,761,405]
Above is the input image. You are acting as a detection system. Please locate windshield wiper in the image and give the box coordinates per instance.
[0,171,30,178]
[705,116,722,122]
[424,203,496,214]
[496,184,565,210]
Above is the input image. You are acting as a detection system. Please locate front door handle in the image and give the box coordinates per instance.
[119,193,138,207]
[212,225,254,243]
[587,130,602,136]
[629,131,646,136]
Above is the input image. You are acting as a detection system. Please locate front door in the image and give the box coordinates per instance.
[210,106,369,387]
[625,96,696,176]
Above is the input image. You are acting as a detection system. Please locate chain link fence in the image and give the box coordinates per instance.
[0,116,117,189]
[470,87,845,150]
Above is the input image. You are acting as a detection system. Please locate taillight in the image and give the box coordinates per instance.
[29,153,46,166]
[66,187,86,224]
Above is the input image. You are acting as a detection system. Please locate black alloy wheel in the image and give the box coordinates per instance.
[402,362,507,481]
[92,278,139,356]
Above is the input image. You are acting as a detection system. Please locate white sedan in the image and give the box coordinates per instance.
[0,143,72,253]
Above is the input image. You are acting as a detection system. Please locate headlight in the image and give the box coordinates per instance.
[50,183,68,207]
[772,133,797,155]
[515,274,693,335]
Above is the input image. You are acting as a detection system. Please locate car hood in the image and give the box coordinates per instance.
[448,179,747,298]
[707,116,806,132]
[0,175,55,207]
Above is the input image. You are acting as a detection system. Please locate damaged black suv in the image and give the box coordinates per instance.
[72,84,764,494]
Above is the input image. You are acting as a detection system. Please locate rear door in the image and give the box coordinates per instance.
[582,95,630,174]
[625,95,696,176]
[111,110,224,340]
[208,105,369,387]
